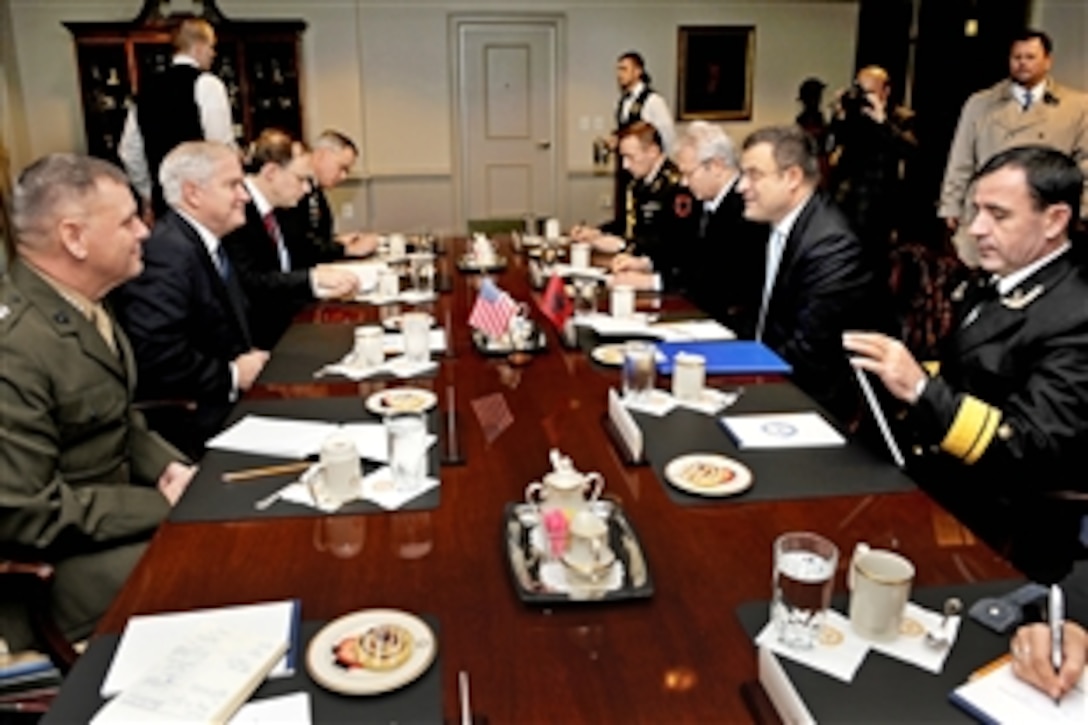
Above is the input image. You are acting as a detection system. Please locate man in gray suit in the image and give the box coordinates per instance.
[0,154,194,652]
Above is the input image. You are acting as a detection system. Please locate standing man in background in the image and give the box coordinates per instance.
[828,65,917,256]
[939,29,1088,266]
[611,52,676,221]
[119,17,235,218]
[276,130,378,267]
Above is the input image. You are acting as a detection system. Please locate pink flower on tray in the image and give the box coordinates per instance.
[542,509,569,556]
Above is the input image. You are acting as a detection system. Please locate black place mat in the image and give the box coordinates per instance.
[258,323,440,385]
[736,580,1021,724]
[636,382,915,506]
[172,398,441,523]
[43,618,443,724]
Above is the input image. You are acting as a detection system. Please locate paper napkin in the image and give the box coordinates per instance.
[754,610,869,683]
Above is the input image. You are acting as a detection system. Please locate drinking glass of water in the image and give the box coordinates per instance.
[772,531,839,649]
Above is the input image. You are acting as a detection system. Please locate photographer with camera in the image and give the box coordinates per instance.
[828,66,917,261]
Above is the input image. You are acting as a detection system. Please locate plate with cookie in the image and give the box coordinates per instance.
[307,608,436,695]
[365,388,438,416]
[590,343,626,367]
[664,453,753,497]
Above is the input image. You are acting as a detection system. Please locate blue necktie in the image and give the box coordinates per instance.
[216,245,231,281]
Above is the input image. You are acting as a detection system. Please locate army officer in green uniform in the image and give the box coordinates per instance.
[0,154,194,652]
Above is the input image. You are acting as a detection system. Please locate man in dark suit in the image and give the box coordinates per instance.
[0,154,193,651]
[276,130,378,268]
[846,146,1088,582]
[738,125,890,420]
[113,141,269,458]
[572,122,687,270]
[222,129,359,349]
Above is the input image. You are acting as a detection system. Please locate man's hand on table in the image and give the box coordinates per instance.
[569,224,601,243]
[312,265,361,299]
[157,462,196,506]
[610,253,651,274]
[842,331,928,403]
[1011,621,1086,700]
[339,232,380,257]
[235,349,270,392]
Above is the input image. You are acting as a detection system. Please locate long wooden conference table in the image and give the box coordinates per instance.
[79,237,1018,722]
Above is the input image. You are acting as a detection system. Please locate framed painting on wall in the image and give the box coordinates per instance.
[676,26,755,121]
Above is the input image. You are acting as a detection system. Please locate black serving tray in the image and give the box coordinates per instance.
[457,255,508,273]
[502,501,653,604]
[471,328,547,356]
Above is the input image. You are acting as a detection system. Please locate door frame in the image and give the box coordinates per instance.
[449,13,567,232]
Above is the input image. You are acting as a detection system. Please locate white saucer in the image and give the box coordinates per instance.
[365,388,437,415]
[664,453,753,497]
[590,343,626,366]
[306,608,436,695]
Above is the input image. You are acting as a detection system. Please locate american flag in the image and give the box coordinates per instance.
[469,278,518,339]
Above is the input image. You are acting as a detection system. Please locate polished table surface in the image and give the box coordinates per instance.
[97,238,1018,723]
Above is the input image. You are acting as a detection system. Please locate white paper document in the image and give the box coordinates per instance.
[206,417,339,459]
[230,692,311,724]
[952,661,1085,724]
[868,602,960,674]
[93,624,287,724]
[101,600,299,698]
[647,319,736,342]
[208,418,407,462]
[754,610,869,683]
[573,312,657,336]
[721,412,846,449]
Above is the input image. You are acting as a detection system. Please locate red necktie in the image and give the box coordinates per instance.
[262,212,282,246]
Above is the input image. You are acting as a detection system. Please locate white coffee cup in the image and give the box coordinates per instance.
[671,352,706,402]
[308,432,361,509]
[352,325,384,369]
[544,217,561,240]
[570,242,591,269]
[388,233,408,259]
[848,543,915,641]
[562,509,614,583]
[610,284,635,319]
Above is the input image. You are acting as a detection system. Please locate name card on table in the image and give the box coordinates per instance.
[721,412,845,449]
[608,388,643,462]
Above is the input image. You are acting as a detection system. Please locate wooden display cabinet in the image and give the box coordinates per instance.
[65,1,305,163]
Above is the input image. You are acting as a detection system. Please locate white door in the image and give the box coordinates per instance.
[456,20,559,224]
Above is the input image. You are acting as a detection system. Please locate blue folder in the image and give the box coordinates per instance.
[655,340,792,375]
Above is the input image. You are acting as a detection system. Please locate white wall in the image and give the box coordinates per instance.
[4,0,860,232]
[1032,0,1088,92]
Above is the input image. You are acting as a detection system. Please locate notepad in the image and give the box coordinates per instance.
[91,624,287,724]
[951,660,1086,724]
[207,418,393,462]
[101,600,300,698]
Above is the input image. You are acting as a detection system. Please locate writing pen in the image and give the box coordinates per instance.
[1050,583,1064,704]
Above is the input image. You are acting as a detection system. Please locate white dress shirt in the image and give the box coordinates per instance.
[621,81,676,154]
[755,194,812,341]
[119,54,235,199]
[1011,80,1046,110]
